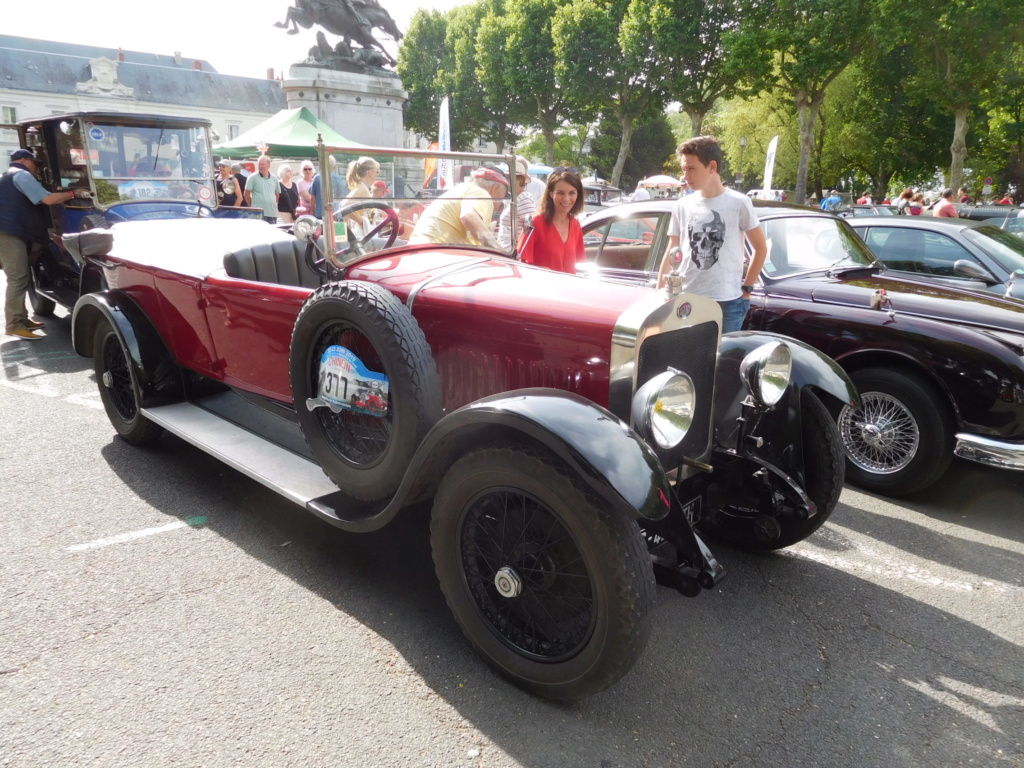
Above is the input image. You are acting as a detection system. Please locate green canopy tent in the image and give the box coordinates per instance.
[212,107,365,158]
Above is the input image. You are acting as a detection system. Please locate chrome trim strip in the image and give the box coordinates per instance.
[954,433,1024,470]
[608,291,722,421]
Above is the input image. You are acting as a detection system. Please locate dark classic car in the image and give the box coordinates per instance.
[581,200,1024,496]
[8,111,258,317]
[847,216,1024,300]
[67,143,858,701]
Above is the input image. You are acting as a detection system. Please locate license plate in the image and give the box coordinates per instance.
[680,495,701,525]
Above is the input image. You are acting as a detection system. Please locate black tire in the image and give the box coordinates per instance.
[837,367,953,496]
[289,281,442,502]
[27,276,56,317]
[93,320,164,445]
[431,447,656,701]
[700,391,844,551]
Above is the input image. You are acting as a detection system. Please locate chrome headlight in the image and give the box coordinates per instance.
[632,369,696,450]
[740,341,792,408]
[293,215,321,243]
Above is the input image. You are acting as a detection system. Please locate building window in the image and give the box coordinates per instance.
[2,106,16,123]
[229,125,240,139]
[478,136,486,148]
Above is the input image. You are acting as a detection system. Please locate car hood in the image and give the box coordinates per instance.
[772,269,1024,333]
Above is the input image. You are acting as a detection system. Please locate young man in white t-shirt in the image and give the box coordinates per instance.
[656,136,768,333]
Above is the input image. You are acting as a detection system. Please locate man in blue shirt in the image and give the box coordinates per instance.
[820,189,843,211]
[309,155,346,220]
[0,149,76,339]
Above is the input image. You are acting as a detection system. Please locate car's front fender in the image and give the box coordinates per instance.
[711,331,858,470]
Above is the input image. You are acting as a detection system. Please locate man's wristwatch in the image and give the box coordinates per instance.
[741,284,755,293]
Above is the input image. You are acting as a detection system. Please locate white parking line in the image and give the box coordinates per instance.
[68,516,207,551]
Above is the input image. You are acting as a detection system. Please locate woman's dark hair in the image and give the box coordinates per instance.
[542,168,585,223]
[900,188,913,200]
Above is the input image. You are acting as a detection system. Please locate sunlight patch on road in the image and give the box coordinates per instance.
[901,676,1024,733]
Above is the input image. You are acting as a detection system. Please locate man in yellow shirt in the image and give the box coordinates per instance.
[409,167,508,249]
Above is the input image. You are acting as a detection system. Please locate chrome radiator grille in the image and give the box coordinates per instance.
[636,320,718,459]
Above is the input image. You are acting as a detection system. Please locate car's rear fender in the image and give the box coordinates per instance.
[72,291,185,406]
[402,389,674,523]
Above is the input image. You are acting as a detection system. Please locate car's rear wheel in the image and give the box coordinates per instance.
[837,367,952,495]
[93,320,164,445]
[290,281,442,502]
[431,447,656,701]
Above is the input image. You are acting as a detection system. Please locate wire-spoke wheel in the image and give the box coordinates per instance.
[431,447,655,701]
[837,368,952,496]
[93,320,163,445]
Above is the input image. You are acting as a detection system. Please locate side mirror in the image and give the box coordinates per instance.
[952,259,996,283]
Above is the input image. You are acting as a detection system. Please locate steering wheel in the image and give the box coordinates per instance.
[333,201,400,259]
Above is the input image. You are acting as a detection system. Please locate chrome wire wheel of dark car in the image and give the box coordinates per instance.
[92,320,164,445]
[837,368,953,495]
[290,281,442,502]
[431,447,655,701]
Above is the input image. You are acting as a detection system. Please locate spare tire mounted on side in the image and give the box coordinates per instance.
[290,281,443,502]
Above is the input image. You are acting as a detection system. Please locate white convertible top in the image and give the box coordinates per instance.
[107,218,296,279]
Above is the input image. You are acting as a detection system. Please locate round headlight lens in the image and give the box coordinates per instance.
[741,341,792,408]
[649,373,696,449]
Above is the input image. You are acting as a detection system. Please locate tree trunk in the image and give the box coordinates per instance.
[949,105,970,192]
[794,89,824,208]
[610,114,635,188]
[683,106,704,138]
[542,125,557,166]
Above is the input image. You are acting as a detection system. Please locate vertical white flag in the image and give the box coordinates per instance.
[437,97,454,190]
[763,135,779,194]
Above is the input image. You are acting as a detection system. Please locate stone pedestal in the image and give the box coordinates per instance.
[283,65,407,149]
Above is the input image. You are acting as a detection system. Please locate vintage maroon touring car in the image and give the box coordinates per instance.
[68,144,857,700]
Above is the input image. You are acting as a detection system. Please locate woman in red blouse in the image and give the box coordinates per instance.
[518,167,585,273]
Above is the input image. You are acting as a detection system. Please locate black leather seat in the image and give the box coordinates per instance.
[223,240,322,289]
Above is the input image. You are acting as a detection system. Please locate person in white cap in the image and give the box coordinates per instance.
[497,157,537,251]
[633,180,651,201]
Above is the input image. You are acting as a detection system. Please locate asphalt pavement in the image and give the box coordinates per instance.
[2,300,1023,768]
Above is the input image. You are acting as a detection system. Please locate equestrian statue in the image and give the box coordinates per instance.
[276,0,403,69]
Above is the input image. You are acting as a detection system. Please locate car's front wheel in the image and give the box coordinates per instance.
[837,367,952,495]
[431,447,656,701]
[93,320,164,445]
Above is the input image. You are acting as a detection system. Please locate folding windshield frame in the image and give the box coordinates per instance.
[316,137,517,269]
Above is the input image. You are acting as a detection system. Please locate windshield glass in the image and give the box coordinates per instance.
[760,215,876,278]
[965,225,1024,274]
[80,121,214,207]
[315,147,517,261]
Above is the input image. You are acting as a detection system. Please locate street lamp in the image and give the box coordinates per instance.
[738,135,747,192]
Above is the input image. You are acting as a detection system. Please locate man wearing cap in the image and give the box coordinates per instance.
[0,149,77,339]
[215,159,242,207]
[296,161,316,215]
[409,167,508,249]
[497,157,537,250]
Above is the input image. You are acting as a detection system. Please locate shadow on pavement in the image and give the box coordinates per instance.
[99,434,1024,768]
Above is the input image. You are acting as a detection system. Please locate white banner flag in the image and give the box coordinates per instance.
[763,135,779,193]
[437,97,454,190]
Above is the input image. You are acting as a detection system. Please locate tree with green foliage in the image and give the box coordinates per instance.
[586,112,677,189]
[396,10,450,142]
[737,0,877,206]
[552,0,668,187]
[876,0,1021,190]
[645,0,760,137]
[482,0,583,164]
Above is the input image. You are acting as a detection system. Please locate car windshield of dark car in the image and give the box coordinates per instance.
[760,215,876,278]
[965,225,1024,274]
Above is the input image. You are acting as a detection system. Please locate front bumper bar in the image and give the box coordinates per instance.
[954,433,1024,470]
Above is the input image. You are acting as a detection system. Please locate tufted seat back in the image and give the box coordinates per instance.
[223,239,322,288]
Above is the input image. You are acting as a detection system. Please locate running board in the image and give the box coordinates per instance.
[141,402,340,508]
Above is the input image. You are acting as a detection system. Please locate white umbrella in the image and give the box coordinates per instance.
[642,174,682,188]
